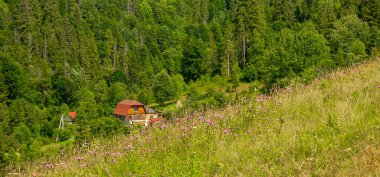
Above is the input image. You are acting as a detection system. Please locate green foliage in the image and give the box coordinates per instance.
[23,140,42,161]
[90,117,123,138]
[20,57,380,176]
[0,55,25,99]
[11,124,33,147]
[51,73,76,106]
[331,15,370,65]
[140,0,153,19]
[107,69,129,85]
[187,84,202,102]
[107,82,128,105]
[231,64,240,91]
[0,0,378,174]
[181,37,208,82]
[137,91,151,105]
[186,76,229,110]
[53,128,71,142]
[40,120,54,138]
[172,74,186,98]
[153,70,177,105]
[358,0,380,28]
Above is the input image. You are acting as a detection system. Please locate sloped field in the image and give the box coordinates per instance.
[16,58,380,176]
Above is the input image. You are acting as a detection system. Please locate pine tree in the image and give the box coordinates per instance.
[359,0,380,28]
[153,70,176,105]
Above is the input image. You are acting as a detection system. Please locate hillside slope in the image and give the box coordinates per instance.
[15,58,380,176]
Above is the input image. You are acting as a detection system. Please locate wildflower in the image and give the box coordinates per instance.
[45,164,53,169]
[115,152,121,157]
[124,144,134,151]
[76,156,84,161]
[215,114,222,119]
[205,119,217,127]
[222,129,232,135]
[159,124,168,129]
[198,117,204,122]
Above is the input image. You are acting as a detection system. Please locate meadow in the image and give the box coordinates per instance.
[10,58,379,176]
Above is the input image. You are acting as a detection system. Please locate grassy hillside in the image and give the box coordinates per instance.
[12,58,380,176]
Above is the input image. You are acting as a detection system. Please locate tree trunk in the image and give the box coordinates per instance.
[113,44,117,70]
[242,23,246,69]
[44,35,47,60]
[227,41,230,77]
[28,31,32,62]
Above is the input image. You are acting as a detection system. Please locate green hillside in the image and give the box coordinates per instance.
[11,57,379,176]
[0,0,380,175]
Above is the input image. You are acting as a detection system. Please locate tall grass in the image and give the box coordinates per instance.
[11,58,380,176]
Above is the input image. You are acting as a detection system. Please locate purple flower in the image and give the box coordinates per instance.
[45,164,53,169]
[76,156,84,161]
[216,114,222,119]
[204,119,217,127]
[125,144,134,151]
[223,129,232,134]
[160,124,168,129]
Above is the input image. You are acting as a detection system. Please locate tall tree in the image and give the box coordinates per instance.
[152,70,177,105]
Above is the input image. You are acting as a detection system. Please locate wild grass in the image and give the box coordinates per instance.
[10,58,380,176]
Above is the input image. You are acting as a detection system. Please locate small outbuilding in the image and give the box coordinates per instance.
[144,106,161,124]
[68,112,76,123]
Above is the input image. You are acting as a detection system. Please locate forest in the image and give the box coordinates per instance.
[0,0,379,173]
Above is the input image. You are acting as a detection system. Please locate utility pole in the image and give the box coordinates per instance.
[56,114,65,142]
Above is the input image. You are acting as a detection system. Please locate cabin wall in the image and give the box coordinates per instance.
[127,105,145,115]
[146,113,158,119]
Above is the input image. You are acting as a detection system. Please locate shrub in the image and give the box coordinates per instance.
[54,128,71,142]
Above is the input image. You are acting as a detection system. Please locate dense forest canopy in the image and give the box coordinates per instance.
[0,0,379,173]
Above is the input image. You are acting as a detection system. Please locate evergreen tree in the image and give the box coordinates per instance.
[0,55,26,100]
[359,0,380,28]
[153,70,177,105]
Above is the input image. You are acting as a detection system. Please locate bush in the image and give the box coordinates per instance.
[214,92,227,107]
[90,117,123,138]
[242,64,258,82]
[54,128,71,142]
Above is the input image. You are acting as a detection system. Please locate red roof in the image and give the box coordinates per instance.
[69,112,76,119]
[113,99,145,116]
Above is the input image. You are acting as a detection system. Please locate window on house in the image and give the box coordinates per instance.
[134,107,138,111]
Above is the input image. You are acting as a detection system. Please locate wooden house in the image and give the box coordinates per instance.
[113,99,148,125]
